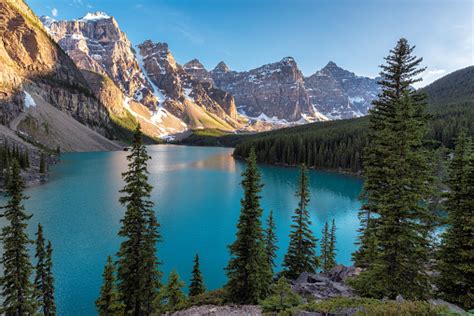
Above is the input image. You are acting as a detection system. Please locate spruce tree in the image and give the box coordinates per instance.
[264,210,278,273]
[115,124,161,315]
[96,256,124,316]
[283,164,318,279]
[327,219,337,271]
[351,38,433,299]
[44,241,56,316]
[320,221,330,272]
[0,160,36,315]
[161,270,186,310]
[225,148,272,304]
[189,254,205,297]
[436,131,474,309]
[34,224,56,316]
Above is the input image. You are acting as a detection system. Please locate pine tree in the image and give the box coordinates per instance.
[96,256,124,316]
[259,277,302,313]
[115,124,161,316]
[351,38,433,299]
[264,210,278,273]
[44,241,56,316]
[436,131,474,309]
[283,164,318,279]
[34,224,56,316]
[327,219,337,271]
[189,254,205,297]
[160,270,185,310]
[225,148,272,304]
[320,221,330,272]
[0,160,36,315]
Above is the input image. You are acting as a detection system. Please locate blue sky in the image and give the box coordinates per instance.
[27,0,473,87]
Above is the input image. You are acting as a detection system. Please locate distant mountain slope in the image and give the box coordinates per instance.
[421,65,474,105]
[230,67,473,172]
[209,59,380,122]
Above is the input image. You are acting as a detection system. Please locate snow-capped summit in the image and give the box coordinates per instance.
[78,11,111,22]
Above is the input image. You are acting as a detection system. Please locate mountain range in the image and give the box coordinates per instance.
[1,2,381,153]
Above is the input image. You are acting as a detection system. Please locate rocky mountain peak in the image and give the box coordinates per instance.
[305,62,380,119]
[183,59,213,84]
[213,61,230,73]
[320,61,354,79]
[184,59,205,70]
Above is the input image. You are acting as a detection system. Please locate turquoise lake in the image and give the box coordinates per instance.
[0,145,363,315]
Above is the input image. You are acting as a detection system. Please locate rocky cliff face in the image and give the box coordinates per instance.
[137,41,243,130]
[211,57,320,122]
[39,13,189,139]
[0,0,111,137]
[305,61,380,119]
[40,12,157,109]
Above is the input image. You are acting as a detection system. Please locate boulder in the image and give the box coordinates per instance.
[321,265,361,283]
[292,271,354,299]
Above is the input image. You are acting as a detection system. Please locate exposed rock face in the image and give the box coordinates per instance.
[137,41,242,130]
[39,13,189,139]
[0,0,111,138]
[167,305,262,316]
[305,61,380,119]
[40,12,157,109]
[292,265,360,300]
[183,59,214,84]
[211,57,318,122]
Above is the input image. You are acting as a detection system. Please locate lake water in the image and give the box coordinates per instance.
[0,145,363,315]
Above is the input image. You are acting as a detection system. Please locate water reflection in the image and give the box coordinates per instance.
[189,153,237,172]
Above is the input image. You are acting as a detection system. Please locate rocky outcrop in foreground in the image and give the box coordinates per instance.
[292,265,360,299]
[167,305,261,316]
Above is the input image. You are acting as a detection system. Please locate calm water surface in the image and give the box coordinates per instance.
[0,145,363,315]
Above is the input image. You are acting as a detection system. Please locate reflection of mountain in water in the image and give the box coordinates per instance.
[189,153,237,173]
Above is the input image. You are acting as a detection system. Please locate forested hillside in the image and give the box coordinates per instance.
[232,66,473,172]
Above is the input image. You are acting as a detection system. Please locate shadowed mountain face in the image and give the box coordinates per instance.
[208,59,380,122]
[305,61,381,119]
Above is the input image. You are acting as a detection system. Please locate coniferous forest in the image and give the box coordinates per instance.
[232,66,474,173]
[1,38,473,315]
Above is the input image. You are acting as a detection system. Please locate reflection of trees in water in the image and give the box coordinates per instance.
[190,153,237,173]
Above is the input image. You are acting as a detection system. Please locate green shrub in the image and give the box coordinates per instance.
[289,297,451,316]
[259,277,302,313]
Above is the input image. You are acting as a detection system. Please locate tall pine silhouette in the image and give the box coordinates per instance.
[283,164,318,279]
[34,224,56,316]
[225,148,272,304]
[351,38,433,299]
[436,131,474,309]
[0,160,36,315]
[115,124,161,315]
[189,254,206,297]
[264,210,278,274]
[96,256,124,315]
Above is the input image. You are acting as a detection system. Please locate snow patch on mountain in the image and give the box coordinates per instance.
[79,12,111,22]
[24,91,36,108]
[136,50,166,103]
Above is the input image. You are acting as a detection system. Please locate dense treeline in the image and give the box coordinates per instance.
[235,119,368,172]
[233,66,474,172]
[0,160,56,315]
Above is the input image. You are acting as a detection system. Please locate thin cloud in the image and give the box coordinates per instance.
[51,8,58,17]
[415,69,447,88]
[174,23,204,45]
